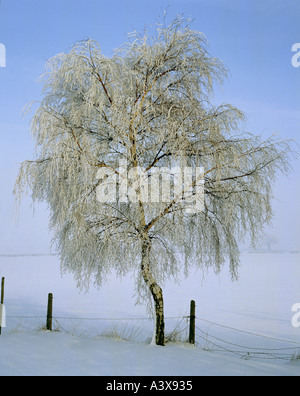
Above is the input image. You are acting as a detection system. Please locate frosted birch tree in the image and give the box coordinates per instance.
[14,17,293,345]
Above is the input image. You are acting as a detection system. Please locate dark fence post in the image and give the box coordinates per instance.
[46,293,53,331]
[189,300,196,345]
[0,277,4,335]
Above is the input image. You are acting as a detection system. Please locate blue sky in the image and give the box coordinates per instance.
[0,0,299,253]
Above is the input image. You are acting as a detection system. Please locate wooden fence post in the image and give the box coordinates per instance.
[46,293,53,331]
[0,277,5,335]
[189,300,196,345]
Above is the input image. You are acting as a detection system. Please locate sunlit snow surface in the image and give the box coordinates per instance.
[0,252,299,376]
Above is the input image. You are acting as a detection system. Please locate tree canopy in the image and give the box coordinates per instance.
[14,16,293,345]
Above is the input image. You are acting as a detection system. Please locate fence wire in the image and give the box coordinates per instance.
[4,313,190,342]
[195,318,300,361]
[3,312,300,361]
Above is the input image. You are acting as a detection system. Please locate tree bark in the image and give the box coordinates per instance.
[141,236,165,346]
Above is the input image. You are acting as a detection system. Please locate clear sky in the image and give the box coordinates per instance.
[0,0,299,254]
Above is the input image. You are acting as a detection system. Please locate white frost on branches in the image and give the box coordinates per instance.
[14,16,293,303]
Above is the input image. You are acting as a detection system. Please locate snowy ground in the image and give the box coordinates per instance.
[1,331,299,376]
[0,252,300,376]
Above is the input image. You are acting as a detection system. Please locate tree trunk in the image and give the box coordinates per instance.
[141,237,165,346]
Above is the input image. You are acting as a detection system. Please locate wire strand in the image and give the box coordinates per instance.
[196,317,300,345]
[196,326,300,352]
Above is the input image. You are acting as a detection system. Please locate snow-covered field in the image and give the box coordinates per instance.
[0,252,299,376]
